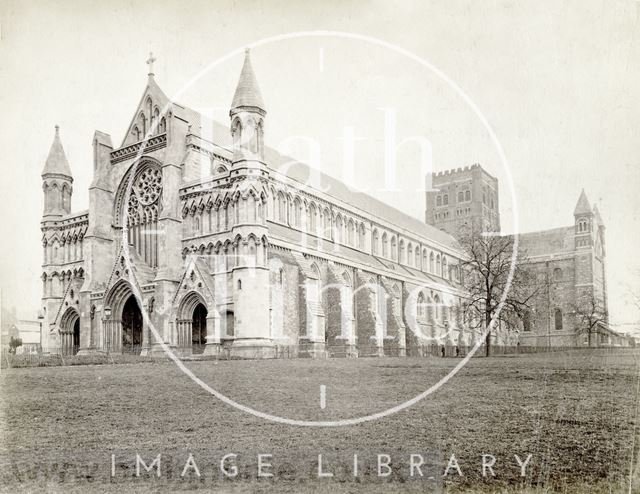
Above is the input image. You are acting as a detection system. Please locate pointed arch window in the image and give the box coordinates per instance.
[323,208,331,237]
[120,161,162,268]
[153,107,160,134]
[293,197,302,228]
[335,215,343,243]
[372,229,379,255]
[277,193,286,223]
[554,309,563,330]
[139,113,147,136]
[347,219,355,246]
[308,203,317,233]
[523,311,532,332]
[417,292,425,317]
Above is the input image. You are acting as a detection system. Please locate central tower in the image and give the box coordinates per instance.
[425,164,500,236]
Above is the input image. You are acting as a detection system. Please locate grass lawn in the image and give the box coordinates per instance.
[1,349,639,493]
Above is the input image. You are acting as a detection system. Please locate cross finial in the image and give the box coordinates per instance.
[146,52,156,77]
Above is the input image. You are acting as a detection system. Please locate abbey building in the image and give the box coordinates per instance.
[426,167,615,347]
[39,51,617,358]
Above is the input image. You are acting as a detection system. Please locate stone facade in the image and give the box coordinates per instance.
[426,164,500,235]
[426,166,612,347]
[39,51,473,358]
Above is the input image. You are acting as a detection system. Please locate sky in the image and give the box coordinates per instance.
[0,0,638,332]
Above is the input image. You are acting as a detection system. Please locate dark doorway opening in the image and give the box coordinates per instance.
[192,303,208,354]
[72,319,80,355]
[122,295,143,354]
[221,310,234,338]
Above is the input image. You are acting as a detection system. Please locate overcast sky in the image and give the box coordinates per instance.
[0,0,638,331]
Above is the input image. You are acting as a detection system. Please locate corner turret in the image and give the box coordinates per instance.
[42,125,73,219]
[229,49,267,175]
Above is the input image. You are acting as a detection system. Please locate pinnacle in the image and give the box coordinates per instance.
[230,48,265,113]
[42,125,72,178]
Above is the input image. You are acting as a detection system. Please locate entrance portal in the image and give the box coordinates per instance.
[192,303,207,354]
[122,295,143,354]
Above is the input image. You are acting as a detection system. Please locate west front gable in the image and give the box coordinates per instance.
[120,76,172,148]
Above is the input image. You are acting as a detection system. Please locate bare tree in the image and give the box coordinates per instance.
[572,293,608,347]
[458,224,543,356]
[627,269,640,313]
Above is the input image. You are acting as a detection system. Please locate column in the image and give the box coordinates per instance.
[203,314,221,356]
[140,317,151,356]
[299,277,326,358]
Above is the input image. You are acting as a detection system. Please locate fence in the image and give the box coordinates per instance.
[2,344,636,369]
[1,346,156,369]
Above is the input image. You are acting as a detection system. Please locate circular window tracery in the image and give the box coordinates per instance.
[135,168,162,206]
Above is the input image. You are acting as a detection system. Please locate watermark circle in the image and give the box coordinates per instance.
[118,30,520,427]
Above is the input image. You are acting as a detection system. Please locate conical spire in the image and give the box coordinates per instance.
[230,49,265,113]
[573,189,592,216]
[42,125,72,178]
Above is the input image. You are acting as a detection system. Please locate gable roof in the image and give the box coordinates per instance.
[123,68,458,252]
[120,76,171,148]
[266,150,458,249]
[517,226,575,257]
[186,118,458,250]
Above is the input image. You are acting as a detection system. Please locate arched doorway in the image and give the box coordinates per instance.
[122,295,143,354]
[192,303,208,354]
[60,307,80,356]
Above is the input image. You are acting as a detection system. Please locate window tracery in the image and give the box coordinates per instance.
[124,164,162,268]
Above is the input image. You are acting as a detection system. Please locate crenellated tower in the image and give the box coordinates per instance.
[425,164,500,236]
